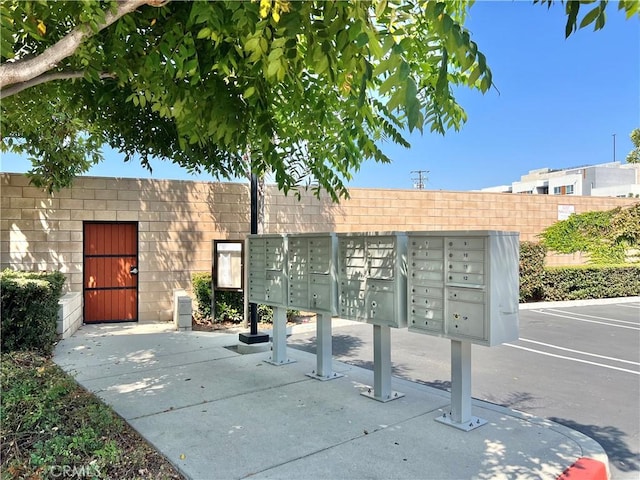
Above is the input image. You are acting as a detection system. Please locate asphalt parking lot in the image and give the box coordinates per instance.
[288,299,640,480]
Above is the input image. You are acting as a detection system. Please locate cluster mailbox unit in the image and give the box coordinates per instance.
[407,230,520,431]
[246,234,291,365]
[247,234,287,307]
[407,230,520,346]
[336,232,407,328]
[287,233,338,315]
[287,233,341,380]
[336,232,408,401]
[245,230,520,427]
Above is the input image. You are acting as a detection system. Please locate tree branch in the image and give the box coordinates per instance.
[0,71,116,99]
[0,0,167,90]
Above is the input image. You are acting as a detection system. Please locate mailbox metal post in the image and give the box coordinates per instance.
[435,339,487,431]
[306,313,343,381]
[361,324,404,402]
[265,306,295,365]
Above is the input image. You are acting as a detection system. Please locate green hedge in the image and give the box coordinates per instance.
[541,265,640,301]
[519,241,547,303]
[1,270,66,355]
[191,272,299,323]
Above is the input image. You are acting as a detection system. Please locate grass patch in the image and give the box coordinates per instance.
[1,351,183,479]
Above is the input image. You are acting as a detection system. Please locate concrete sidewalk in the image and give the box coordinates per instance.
[53,322,608,480]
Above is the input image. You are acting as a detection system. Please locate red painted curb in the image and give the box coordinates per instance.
[558,457,608,480]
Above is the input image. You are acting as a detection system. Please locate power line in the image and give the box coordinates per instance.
[411,170,429,189]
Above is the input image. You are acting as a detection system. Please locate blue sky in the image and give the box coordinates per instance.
[2,1,639,192]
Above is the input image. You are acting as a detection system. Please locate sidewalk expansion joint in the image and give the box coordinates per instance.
[127,377,313,421]
[66,352,240,382]
[238,409,437,479]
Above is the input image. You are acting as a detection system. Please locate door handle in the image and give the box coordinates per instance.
[130,266,139,275]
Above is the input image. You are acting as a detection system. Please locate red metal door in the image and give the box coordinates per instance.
[83,222,138,323]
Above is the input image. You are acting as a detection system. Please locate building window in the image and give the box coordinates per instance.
[553,185,574,195]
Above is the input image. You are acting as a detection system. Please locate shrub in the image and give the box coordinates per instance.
[214,291,244,322]
[1,270,66,355]
[191,272,299,323]
[191,272,213,318]
[542,265,640,301]
[254,304,299,323]
[191,272,243,322]
[519,241,547,303]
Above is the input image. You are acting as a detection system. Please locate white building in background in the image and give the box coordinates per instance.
[480,162,640,197]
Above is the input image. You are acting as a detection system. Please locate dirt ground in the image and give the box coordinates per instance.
[191,313,317,333]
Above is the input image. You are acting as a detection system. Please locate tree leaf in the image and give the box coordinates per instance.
[197,27,212,39]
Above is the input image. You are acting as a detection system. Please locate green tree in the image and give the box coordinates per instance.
[626,128,640,164]
[1,0,638,200]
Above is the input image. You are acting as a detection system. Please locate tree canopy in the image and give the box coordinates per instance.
[1,0,638,200]
[626,128,640,164]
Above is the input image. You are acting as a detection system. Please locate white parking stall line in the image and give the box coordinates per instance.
[547,308,640,326]
[504,343,640,375]
[535,310,640,330]
[519,338,640,366]
[617,303,640,309]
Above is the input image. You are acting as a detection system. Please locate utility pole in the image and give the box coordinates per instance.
[411,170,429,190]
[612,133,616,162]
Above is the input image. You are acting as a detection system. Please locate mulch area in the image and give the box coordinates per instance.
[191,314,317,333]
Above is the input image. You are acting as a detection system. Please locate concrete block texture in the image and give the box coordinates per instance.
[2,172,638,322]
[57,292,82,339]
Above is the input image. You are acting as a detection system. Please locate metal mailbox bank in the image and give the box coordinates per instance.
[247,234,291,365]
[287,233,338,315]
[337,232,407,328]
[337,232,408,401]
[407,230,519,346]
[247,234,287,307]
[287,233,341,380]
[406,230,520,430]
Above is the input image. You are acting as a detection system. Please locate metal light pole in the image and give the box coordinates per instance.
[249,172,258,336]
[613,134,616,162]
[239,171,269,345]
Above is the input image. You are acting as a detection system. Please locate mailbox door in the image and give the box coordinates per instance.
[409,307,444,333]
[265,271,285,304]
[309,275,332,311]
[446,300,486,341]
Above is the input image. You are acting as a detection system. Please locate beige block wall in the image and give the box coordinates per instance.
[263,186,637,242]
[1,174,249,321]
[2,173,638,321]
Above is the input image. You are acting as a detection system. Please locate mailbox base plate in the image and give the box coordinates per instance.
[305,371,344,381]
[360,389,405,403]
[238,332,270,344]
[435,413,487,432]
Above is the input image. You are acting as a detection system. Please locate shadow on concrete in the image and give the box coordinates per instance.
[549,417,640,474]
[484,391,539,412]
[413,379,452,393]
[288,334,364,357]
